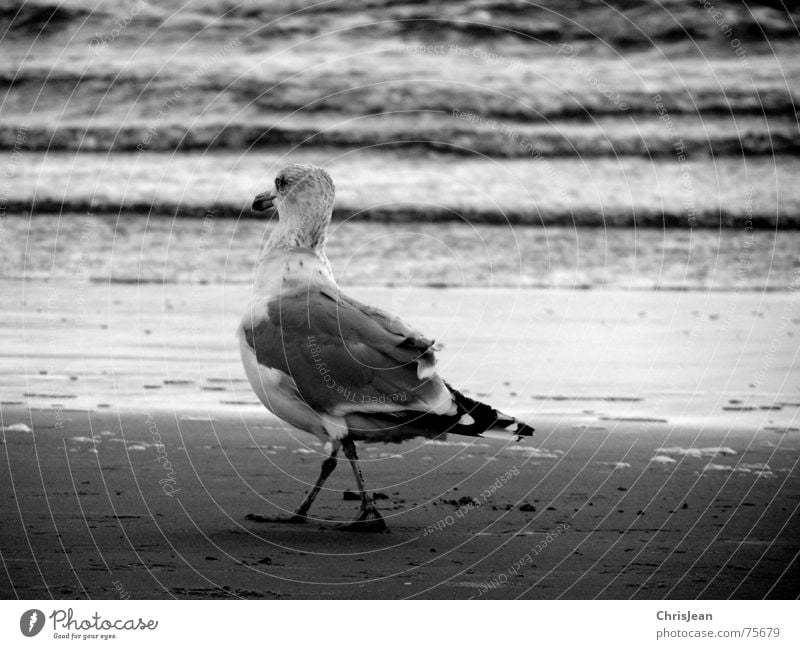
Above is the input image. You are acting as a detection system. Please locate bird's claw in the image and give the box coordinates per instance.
[337,508,388,533]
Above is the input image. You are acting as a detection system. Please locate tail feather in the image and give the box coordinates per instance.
[344,382,534,443]
[445,382,535,439]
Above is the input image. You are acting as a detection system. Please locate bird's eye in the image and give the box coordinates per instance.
[275,176,286,191]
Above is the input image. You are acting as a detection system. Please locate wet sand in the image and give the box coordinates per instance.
[1,281,798,598]
[1,408,798,599]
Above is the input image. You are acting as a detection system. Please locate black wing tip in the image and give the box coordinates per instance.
[497,419,535,438]
[444,382,535,438]
[513,421,536,437]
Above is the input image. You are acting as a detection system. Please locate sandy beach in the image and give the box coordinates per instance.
[1,280,798,599]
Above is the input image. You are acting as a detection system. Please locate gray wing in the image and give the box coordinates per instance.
[241,288,454,417]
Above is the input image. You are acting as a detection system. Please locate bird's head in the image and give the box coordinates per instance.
[252,163,335,227]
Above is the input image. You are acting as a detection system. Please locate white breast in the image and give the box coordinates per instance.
[237,329,282,411]
[252,249,335,300]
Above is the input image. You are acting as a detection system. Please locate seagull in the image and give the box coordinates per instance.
[239,163,534,531]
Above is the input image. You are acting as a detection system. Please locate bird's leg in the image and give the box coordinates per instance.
[246,439,339,525]
[338,437,387,532]
[292,440,340,522]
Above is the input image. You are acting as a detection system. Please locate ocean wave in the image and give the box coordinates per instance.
[3,67,796,121]
[0,2,89,36]
[3,0,796,50]
[2,116,796,157]
[2,198,793,229]
[4,150,797,228]
[3,0,796,169]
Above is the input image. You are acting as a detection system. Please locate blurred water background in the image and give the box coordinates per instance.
[1,0,799,288]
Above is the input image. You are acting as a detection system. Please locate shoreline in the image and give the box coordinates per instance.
[5,277,800,293]
[4,220,799,292]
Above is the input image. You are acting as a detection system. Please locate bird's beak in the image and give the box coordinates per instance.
[251,190,276,212]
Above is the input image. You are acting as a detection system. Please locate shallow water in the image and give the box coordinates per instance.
[4,215,798,290]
